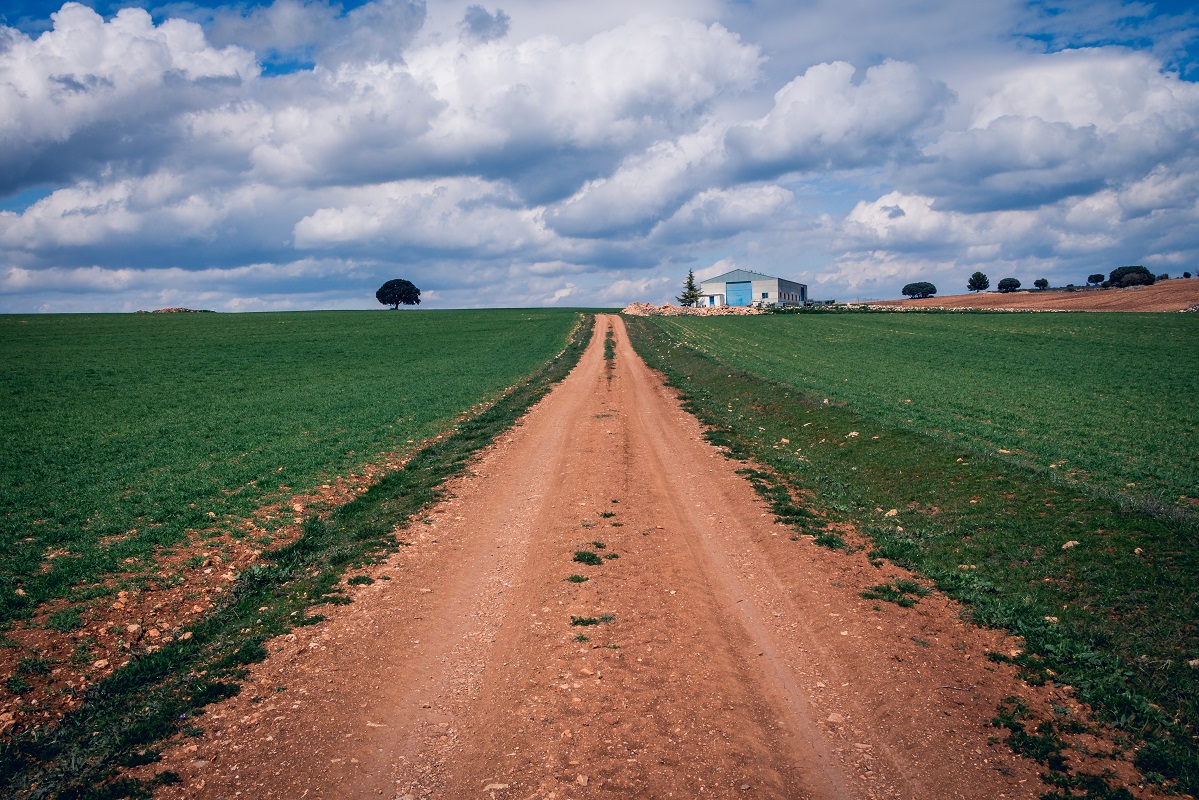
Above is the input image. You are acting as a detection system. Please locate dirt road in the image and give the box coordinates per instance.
[152,315,1049,799]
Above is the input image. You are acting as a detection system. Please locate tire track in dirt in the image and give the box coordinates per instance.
[151,315,1045,799]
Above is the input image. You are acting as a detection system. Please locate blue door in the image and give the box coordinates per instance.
[726,281,752,306]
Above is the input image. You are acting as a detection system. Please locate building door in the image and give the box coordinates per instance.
[726,281,752,306]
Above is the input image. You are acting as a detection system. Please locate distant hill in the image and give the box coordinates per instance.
[871,278,1199,312]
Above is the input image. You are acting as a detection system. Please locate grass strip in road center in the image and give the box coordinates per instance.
[0,315,593,800]
[625,315,1198,798]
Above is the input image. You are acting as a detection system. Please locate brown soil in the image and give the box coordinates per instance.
[870,277,1199,312]
[122,313,1165,800]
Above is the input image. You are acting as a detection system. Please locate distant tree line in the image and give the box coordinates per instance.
[949,265,1191,297]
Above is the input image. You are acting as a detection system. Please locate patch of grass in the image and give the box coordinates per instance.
[0,312,594,800]
[564,575,588,583]
[0,309,585,629]
[346,575,374,586]
[572,634,589,642]
[861,578,931,608]
[625,314,1199,795]
[993,697,1069,771]
[644,312,1198,509]
[598,511,616,518]
[603,553,619,560]
[573,551,603,566]
[45,606,85,633]
[812,532,846,549]
[5,675,31,694]
[591,540,606,549]
[570,616,600,626]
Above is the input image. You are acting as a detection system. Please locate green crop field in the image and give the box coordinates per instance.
[627,311,1199,796]
[646,312,1198,509]
[0,309,583,626]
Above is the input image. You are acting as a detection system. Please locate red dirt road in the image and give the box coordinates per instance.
[151,315,1054,799]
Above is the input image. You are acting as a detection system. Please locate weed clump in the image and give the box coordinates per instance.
[861,579,931,607]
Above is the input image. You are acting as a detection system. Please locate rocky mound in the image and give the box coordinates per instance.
[622,302,764,316]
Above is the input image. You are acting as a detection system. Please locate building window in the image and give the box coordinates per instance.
[761,292,769,299]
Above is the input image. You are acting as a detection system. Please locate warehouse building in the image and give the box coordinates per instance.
[698,269,807,307]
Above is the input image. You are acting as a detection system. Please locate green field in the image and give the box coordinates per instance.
[0,309,583,625]
[628,311,1199,795]
[647,312,1199,509]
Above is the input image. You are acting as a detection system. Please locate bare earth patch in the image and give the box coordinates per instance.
[869,277,1199,312]
[120,315,1165,799]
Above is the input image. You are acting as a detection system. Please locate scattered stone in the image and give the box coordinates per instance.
[622,302,764,317]
[482,784,509,792]
[576,774,588,786]
[827,713,844,723]
[884,509,898,517]
[1062,541,1080,549]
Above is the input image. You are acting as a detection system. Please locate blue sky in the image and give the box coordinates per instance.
[1,0,1197,311]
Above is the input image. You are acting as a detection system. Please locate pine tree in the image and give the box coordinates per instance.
[677,269,701,306]
[967,271,989,293]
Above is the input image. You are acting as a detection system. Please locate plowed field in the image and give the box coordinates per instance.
[872,278,1199,311]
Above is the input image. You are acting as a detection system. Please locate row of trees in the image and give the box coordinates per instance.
[961,266,1188,295]
[966,272,1031,293]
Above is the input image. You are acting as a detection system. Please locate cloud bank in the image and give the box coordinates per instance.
[1,0,1197,311]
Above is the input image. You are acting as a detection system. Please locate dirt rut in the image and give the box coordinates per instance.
[153,315,1045,799]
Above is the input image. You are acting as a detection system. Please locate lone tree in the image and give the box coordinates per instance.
[901,281,937,299]
[1087,273,1105,286]
[967,271,990,292]
[1034,278,1049,290]
[997,277,1021,293]
[376,278,421,309]
[1108,265,1154,287]
[677,269,701,307]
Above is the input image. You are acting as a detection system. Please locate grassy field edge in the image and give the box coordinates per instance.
[0,314,594,800]
[625,315,1197,798]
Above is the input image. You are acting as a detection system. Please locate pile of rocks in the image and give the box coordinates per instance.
[621,302,765,317]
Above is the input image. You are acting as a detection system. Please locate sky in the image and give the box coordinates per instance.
[1,0,1197,311]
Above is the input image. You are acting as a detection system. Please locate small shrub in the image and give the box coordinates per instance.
[570,616,599,626]
[565,574,588,583]
[573,551,602,566]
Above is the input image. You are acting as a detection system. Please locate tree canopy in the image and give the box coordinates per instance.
[376,279,421,309]
[1108,265,1155,287]
[967,271,989,292]
[997,277,1021,293]
[901,281,937,299]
